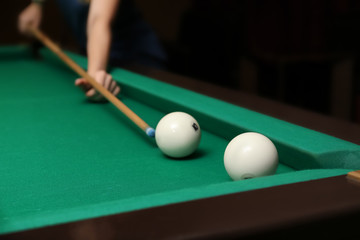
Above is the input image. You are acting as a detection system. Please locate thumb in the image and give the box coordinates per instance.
[75,78,92,92]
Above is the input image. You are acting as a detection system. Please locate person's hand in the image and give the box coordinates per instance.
[75,70,121,102]
[18,3,43,34]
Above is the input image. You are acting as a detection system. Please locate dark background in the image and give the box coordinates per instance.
[2,0,360,124]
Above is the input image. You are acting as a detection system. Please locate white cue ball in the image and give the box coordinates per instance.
[224,132,278,180]
[155,112,201,158]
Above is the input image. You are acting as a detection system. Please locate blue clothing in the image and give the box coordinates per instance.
[55,0,166,69]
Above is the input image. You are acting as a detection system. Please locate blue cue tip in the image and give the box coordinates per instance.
[146,127,156,138]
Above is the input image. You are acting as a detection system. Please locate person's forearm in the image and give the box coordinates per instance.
[87,19,112,77]
[86,0,119,77]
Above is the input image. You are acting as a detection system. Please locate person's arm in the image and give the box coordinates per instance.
[86,0,119,76]
[75,0,121,102]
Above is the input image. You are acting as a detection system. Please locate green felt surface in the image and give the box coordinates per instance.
[0,45,359,234]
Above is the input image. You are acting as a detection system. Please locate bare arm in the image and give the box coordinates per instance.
[86,0,120,76]
[75,0,121,102]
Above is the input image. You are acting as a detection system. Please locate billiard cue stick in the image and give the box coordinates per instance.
[28,27,155,137]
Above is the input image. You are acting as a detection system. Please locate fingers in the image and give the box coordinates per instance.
[75,71,121,102]
[87,89,103,102]
[75,78,92,92]
[18,4,42,35]
[75,78,97,99]
[110,83,121,96]
[103,72,113,90]
[97,70,121,96]
[19,17,40,34]
[86,88,97,98]
[18,15,33,34]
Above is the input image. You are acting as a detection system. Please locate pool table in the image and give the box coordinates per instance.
[1,45,360,239]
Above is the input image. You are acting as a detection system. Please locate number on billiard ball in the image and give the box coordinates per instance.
[155,112,201,158]
[224,132,278,180]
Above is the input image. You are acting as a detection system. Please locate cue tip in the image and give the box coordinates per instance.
[146,127,156,138]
